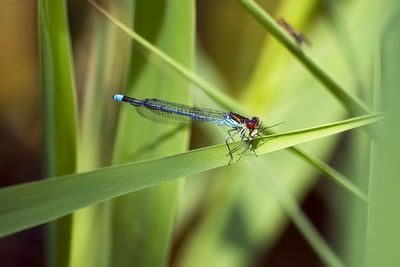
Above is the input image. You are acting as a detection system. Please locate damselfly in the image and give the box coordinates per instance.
[113,94,264,162]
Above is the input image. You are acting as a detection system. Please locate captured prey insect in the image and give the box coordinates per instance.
[113,94,265,162]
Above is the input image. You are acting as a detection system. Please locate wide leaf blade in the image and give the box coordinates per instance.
[0,113,382,238]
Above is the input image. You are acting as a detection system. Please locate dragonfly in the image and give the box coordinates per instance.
[113,94,265,162]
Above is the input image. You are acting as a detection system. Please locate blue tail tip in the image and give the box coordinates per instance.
[113,94,124,102]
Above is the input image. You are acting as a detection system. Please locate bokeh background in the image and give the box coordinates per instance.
[0,0,397,266]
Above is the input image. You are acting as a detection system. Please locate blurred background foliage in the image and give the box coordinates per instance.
[0,0,398,266]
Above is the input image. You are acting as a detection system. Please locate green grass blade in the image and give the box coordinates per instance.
[175,2,349,266]
[89,0,374,206]
[39,0,78,177]
[257,164,345,267]
[109,1,195,266]
[39,0,78,266]
[69,2,135,266]
[366,6,400,266]
[87,0,372,204]
[289,147,368,202]
[257,113,382,154]
[244,0,318,107]
[0,113,382,238]
[235,0,371,117]
[88,0,246,114]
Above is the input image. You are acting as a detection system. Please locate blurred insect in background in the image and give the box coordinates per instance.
[277,17,311,46]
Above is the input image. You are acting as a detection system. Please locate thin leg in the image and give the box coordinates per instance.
[237,140,252,161]
[231,141,245,153]
[225,128,242,163]
[250,145,259,157]
[231,129,253,161]
[240,128,248,142]
[227,128,239,142]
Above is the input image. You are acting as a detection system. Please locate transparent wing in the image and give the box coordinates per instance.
[135,98,229,126]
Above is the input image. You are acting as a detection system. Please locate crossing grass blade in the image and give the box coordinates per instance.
[68,2,134,266]
[39,0,78,266]
[87,0,370,204]
[0,113,382,238]
[87,0,247,114]
[108,1,195,266]
[289,146,369,202]
[235,0,371,117]
[256,163,345,267]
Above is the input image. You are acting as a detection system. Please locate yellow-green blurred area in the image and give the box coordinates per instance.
[0,0,396,266]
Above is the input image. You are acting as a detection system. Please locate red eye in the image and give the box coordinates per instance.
[246,117,260,129]
[246,121,255,129]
